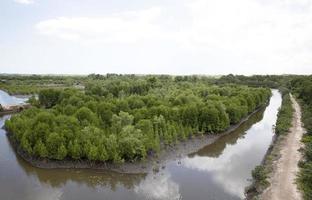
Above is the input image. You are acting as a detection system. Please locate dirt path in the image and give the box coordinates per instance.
[261,94,304,200]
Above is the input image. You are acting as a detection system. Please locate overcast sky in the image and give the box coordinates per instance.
[1,0,312,75]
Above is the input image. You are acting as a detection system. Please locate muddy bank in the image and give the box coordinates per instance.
[0,104,31,116]
[6,106,266,174]
[0,110,20,116]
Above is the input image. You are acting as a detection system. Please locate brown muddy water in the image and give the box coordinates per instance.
[0,90,281,200]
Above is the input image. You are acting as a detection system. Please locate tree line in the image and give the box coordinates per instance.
[5,76,271,163]
[216,74,296,88]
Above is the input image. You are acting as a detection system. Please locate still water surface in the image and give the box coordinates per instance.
[0,90,28,106]
[0,90,281,200]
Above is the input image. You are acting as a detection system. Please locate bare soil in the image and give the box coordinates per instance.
[261,95,304,200]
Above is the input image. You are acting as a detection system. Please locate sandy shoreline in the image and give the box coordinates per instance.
[6,105,266,174]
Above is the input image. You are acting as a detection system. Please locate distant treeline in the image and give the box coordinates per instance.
[5,76,270,163]
[0,74,86,94]
[216,74,296,88]
[0,73,298,95]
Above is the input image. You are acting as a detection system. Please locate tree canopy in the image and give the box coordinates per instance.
[5,75,271,163]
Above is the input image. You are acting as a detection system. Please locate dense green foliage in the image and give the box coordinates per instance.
[291,76,312,200]
[275,93,294,135]
[0,74,85,94]
[217,74,294,88]
[251,165,269,187]
[5,75,270,163]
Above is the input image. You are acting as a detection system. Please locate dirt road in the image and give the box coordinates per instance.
[261,94,304,200]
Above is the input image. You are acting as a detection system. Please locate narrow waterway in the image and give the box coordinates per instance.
[0,90,281,200]
[0,90,28,107]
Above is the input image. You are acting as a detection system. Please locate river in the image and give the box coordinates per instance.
[0,90,281,200]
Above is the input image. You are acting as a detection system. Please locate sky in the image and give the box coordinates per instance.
[1,0,312,75]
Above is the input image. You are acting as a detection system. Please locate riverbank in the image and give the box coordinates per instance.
[245,94,303,200]
[261,95,303,200]
[6,105,267,174]
[245,128,285,199]
[0,104,31,116]
[0,90,30,115]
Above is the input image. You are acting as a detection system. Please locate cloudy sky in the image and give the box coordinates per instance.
[1,0,312,75]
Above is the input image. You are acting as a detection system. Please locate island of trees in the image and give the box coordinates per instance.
[5,75,270,163]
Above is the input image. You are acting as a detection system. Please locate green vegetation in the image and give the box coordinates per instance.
[5,75,270,163]
[291,76,312,200]
[251,166,269,187]
[275,93,294,135]
[217,74,293,88]
[0,74,85,94]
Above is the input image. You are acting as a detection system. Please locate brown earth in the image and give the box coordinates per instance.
[261,95,304,200]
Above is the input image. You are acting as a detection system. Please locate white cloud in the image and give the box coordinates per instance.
[183,0,312,70]
[35,7,172,44]
[28,0,312,74]
[14,0,34,4]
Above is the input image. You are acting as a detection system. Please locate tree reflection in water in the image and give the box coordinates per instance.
[189,108,265,158]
